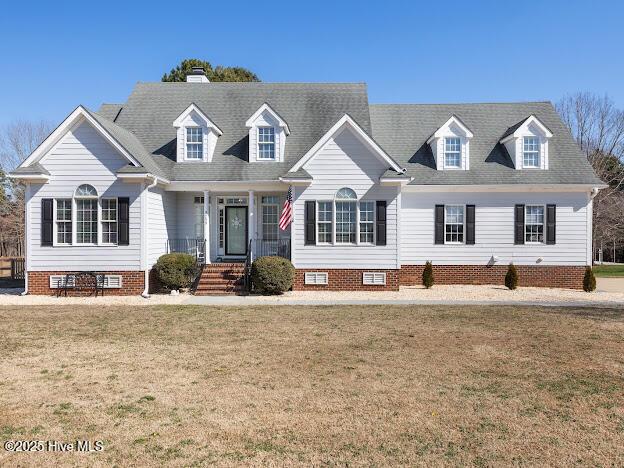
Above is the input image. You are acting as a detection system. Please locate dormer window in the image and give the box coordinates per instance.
[500,115,553,170]
[444,137,462,168]
[258,127,276,160]
[173,103,222,163]
[522,136,540,168]
[246,103,290,163]
[186,127,204,160]
[427,115,473,171]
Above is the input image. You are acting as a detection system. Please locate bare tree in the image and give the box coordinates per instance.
[0,119,52,255]
[556,93,624,262]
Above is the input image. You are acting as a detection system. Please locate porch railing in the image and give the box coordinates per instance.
[166,239,206,265]
[251,239,291,261]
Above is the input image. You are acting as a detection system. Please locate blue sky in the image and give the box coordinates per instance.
[0,0,622,127]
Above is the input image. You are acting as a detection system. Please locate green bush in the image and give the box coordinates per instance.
[505,263,518,290]
[583,266,596,292]
[251,256,295,295]
[155,253,197,291]
[422,261,434,289]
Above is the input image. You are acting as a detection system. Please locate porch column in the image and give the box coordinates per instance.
[248,190,255,257]
[203,190,210,264]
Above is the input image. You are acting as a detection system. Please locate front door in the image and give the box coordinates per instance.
[225,206,248,255]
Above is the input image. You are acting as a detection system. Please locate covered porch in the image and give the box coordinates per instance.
[163,188,291,265]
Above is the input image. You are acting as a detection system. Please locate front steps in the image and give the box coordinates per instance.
[194,263,246,295]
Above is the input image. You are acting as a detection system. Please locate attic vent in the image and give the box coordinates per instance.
[187,67,210,83]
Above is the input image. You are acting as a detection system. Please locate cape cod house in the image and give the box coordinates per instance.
[10,68,603,295]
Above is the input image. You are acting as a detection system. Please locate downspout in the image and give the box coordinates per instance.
[21,183,31,296]
[141,175,158,298]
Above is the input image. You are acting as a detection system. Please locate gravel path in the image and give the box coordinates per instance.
[1,284,623,307]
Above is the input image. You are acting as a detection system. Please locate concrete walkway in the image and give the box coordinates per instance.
[596,277,624,293]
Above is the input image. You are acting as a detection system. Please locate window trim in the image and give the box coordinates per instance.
[524,204,546,244]
[261,196,280,241]
[443,136,462,169]
[316,200,333,245]
[358,200,375,245]
[257,126,276,161]
[185,126,204,161]
[100,198,118,246]
[75,197,99,246]
[315,196,377,246]
[522,136,541,169]
[54,198,73,246]
[444,204,466,245]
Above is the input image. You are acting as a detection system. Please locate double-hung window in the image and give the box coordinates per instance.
[444,137,461,168]
[445,205,464,243]
[525,205,544,243]
[317,201,333,243]
[186,127,203,160]
[258,127,275,160]
[359,201,375,243]
[523,136,540,168]
[56,199,72,245]
[261,196,279,240]
[101,198,118,244]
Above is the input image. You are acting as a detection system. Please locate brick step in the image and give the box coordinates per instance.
[200,273,244,280]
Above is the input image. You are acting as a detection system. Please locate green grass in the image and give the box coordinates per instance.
[593,264,624,277]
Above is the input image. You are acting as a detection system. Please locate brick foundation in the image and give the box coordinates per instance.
[294,269,400,291]
[399,265,586,289]
[27,271,145,296]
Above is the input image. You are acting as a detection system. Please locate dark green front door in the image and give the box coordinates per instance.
[225,206,248,255]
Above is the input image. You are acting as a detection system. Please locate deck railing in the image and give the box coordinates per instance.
[166,239,206,264]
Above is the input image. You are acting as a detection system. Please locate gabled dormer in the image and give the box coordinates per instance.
[426,115,474,170]
[500,115,553,170]
[245,103,290,162]
[173,103,222,162]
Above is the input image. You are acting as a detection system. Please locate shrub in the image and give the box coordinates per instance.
[422,261,434,289]
[251,256,295,295]
[155,253,197,291]
[505,263,518,290]
[583,266,596,292]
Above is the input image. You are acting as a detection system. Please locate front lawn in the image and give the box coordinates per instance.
[593,264,624,277]
[0,305,622,466]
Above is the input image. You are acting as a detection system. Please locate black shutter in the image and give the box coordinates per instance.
[466,205,475,245]
[118,197,130,246]
[376,201,386,246]
[304,201,316,245]
[514,204,525,245]
[434,205,444,244]
[41,198,53,246]
[546,204,556,244]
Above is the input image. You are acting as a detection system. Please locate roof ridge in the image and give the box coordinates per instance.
[370,101,552,106]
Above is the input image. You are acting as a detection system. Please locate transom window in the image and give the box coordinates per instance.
[262,196,279,241]
[75,184,97,197]
[186,127,203,160]
[359,201,375,244]
[523,136,540,168]
[445,205,464,243]
[258,127,276,160]
[101,199,118,244]
[56,199,72,245]
[444,137,461,168]
[525,205,544,243]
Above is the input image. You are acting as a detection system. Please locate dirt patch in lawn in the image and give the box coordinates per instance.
[0,305,623,466]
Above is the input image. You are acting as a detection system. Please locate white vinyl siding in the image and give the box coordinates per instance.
[147,187,177,268]
[401,191,590,266]
[27,121,142,271]
[293,127,399,269]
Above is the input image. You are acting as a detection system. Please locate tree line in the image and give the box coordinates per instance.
[1,59,622,262]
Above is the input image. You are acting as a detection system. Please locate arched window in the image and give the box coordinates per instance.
[334,188,357,243]
[74,185,99,244]
[75,184,98,197]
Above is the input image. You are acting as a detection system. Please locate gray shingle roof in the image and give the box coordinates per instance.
[98,103,123,121]
[369,102,602,185]
[11,163,50,175]
[111,82,371,181]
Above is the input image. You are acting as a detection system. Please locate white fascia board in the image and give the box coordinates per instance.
[19,105,142,168]
[278,176,312,186]
[173,103,223,135]
[165,180,287,192]
[245,103,290,135]
[289,114,404,173]
[117,173,170,185]
[426,115,474,144]
[380,177,413,186]
[401,184,606,193]
[7,174,50,183]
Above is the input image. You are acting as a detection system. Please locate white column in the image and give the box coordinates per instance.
[203,190,210,264]
[248,190,255,259]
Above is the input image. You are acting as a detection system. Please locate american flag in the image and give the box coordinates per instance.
[279,186,293,230]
